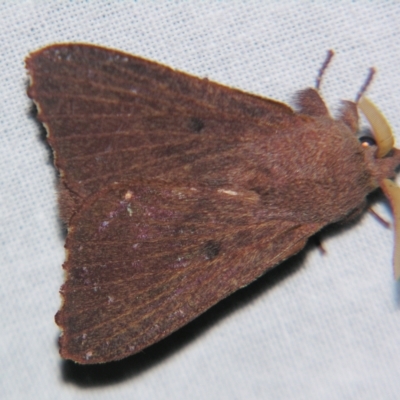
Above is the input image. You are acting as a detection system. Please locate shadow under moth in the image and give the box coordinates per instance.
[26,44,400,364]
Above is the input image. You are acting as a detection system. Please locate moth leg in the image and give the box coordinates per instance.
[315,50,334,90]
[294,50,334,117]
[339,200,368,225]
[294,88,330,117]
[368,207,391,229]
[355,68,375,103]
[337,100,359,133]
[312,235,327,255]
[338,68,376,135]
[381,179,400,279]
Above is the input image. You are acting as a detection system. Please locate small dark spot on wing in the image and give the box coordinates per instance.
[203,240,220,260]
[189,117,205,133]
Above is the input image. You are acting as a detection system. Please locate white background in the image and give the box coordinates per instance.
[1,1,400,399]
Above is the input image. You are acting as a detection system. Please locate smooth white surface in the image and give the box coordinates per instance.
[1,1,400,399]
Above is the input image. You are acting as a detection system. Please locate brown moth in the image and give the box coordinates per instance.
[26,44,400,364]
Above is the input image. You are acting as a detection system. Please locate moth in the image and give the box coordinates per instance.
[26,44,400,364]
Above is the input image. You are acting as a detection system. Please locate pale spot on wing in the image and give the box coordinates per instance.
[218,189,238,196]
[99,220,109,231]
[124,190,133,200]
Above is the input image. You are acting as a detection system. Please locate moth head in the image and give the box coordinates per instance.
[358,96,400,279]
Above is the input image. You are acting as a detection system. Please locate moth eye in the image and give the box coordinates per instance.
[359,136,377,147]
